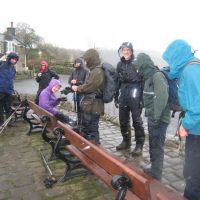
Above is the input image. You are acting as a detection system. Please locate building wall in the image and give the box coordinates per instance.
[0,23,26,71]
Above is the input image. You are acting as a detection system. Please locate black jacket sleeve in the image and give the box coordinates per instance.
[50,70,59,79]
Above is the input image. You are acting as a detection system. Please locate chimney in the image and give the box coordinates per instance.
[6,22,15,36]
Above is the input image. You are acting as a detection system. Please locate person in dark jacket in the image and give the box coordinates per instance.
[39,79,75,126]
[68,58,88,124]
[136,53,170,181]
[0,52,19,127]
[163,39,200,200]
[35,60,59,104]
[114,42,145,156]
[71,49,105,144]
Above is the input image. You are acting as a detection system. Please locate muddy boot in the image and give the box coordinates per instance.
[132,143,143,156]
[116,132,131,150]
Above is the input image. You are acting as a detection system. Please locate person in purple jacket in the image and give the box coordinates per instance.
[39,79,75,126]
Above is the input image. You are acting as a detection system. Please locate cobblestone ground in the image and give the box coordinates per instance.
[0,113,185,200]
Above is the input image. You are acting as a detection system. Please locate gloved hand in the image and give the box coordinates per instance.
[60,87,73,95]
[114,98,119,108]
[57,97,68,102]
[55,112,69,123]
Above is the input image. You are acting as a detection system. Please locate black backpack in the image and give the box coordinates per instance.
[160,59,200,116]
[101,62,117,103]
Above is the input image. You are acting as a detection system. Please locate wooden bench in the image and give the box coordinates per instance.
[24,100,186,200]
[23,105,43,135]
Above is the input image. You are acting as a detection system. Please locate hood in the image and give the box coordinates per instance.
[162,39,195,79]
[136,53,158,80]
[82,49,101,69]
[47,79,61,91]
[74,58,83,65]
[39,60,49,72]
[73,58,83,68]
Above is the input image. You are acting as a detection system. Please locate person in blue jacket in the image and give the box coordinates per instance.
[163,39,200,200]
[0,52,19,127]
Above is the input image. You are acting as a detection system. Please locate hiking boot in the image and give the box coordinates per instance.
[116,139,131,150]
[131,144,143,156]
[143,168,161,181]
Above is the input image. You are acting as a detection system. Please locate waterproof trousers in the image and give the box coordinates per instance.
[81,112,100,144]
[183,134,200,200]
[119,96,145,145]
[35,89,42,105]
[0,92,12,126]
[148,119,168,180]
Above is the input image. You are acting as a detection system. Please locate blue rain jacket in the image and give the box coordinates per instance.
[163,39,200,135]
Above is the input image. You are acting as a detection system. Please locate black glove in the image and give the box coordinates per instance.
[60,87,73,95]
[57,97,68,102]
[55,112,69,123]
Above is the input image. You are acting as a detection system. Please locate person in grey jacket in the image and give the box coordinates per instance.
[68,58,88,124]
[136,53,170,180]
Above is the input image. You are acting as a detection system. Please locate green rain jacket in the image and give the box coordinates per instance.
[77,49,105,115]
[136,53,170,124]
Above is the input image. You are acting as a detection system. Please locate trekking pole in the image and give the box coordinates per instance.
[39,147,57,188]
[74,91,79,126]
[0,103,22,135]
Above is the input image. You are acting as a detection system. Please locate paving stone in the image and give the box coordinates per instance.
[169,180,185,193]
[164,172,180,183]
[0,190,10,199]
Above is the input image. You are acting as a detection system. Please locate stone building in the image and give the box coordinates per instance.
[0,22,26,71]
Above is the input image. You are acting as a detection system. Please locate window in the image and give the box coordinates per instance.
[6,41,15,53]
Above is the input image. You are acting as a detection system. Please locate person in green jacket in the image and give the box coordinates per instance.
[72,49,105,144]
[136,53,170,180]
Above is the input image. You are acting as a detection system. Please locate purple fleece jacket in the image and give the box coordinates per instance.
[39,79,61,115]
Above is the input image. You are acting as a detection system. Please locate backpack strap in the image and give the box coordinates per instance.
[188,59,200,65]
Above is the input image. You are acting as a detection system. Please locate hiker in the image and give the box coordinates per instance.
[68,58,88,124]
[0,52,19,127]
[71,49,105,144]
[163,39,200,200]
[136,53,170,181]
[114,42,145,156]
[35,60,59,105]
[39,79,75,126]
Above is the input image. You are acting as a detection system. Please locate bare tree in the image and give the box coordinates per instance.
[15,22,42,67]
